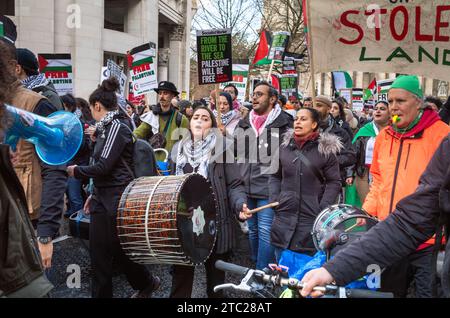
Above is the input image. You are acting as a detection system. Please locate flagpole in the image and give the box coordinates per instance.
[305,0,317,105]
[267,60,275,82]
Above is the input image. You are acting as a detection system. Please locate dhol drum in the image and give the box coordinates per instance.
[311,204,378,258]
[117,173,218,266]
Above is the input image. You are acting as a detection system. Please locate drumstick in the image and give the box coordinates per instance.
[248,202,279,214]
[345,221,364,233]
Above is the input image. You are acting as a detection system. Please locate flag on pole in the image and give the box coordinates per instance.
[377,79,395,101]
[332,71,353,91]
[364,78,377,101]
[253,30,272,65]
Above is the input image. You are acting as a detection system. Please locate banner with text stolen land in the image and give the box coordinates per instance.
[308,0,450,81]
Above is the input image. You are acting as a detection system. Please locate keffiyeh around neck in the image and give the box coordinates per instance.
[21,74,49,90]
[249,104,282,136]
[213,109,236,127]
[95,109,120,134]
[175,132,217,178]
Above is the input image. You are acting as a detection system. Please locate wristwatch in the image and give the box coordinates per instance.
[38,236,52,244]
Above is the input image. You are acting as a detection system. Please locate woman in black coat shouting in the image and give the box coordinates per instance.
[269,108,342,260]
[170,106,248,298]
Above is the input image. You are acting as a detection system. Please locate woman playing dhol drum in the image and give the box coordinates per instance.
[169,106,250,298]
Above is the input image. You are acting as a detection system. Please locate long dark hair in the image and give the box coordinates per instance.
[89,78,119,110]
[332,99,346,121]
[61,93,77,113]
[0,40,18,136]
[76,97,94,122]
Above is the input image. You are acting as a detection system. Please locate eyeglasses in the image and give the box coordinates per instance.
[252,91,265,98]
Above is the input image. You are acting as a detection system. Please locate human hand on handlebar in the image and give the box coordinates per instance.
[300,267,334,298]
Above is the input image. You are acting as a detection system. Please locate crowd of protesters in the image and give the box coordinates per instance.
[1,14,450,299]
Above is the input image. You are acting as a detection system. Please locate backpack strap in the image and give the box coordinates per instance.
[119,123,136,179]
[176,110,183,128]
[293,149,325,184]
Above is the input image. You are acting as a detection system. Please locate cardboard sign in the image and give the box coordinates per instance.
[128,42,158,96]
[197,29,233,85]
[268,31,290,62]
[38,53,73,96]
[278,74,299,99]
[219,63,249,103]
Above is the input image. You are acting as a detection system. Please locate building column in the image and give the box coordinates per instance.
[158,48,170,82]
[169,25,185,91]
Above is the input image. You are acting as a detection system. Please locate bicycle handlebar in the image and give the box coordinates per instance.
[215,260,393,298]
[215,260,250,276]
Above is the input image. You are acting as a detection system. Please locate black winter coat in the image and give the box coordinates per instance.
[0,145,53,297]
[323,134,450,286]
[74,114,134,188]
[235,109,293,200]
[269,130,342,253]
[320,115,356,183]
[172,139,247,254]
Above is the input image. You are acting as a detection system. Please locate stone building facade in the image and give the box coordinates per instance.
[2,0,196,101]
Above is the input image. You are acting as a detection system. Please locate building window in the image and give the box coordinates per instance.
[0,0,15,16]
[104,0,127,32]
[104,51,128,73]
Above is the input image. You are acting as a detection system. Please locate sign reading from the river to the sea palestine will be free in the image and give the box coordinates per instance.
[309,0,450,81]
[197,29,232,85]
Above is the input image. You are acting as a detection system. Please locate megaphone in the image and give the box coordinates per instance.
[5,104,83,165]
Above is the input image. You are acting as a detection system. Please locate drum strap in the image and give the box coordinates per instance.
[293,150,325,184]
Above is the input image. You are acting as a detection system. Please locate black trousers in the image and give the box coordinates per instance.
[89,186,152,298]
[170,252,230,298]
[381,246,433,298]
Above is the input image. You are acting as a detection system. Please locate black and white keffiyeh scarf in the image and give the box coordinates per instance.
[21,74,49,90]
[175,132,217,178]
[94,110,120,135]
[213,109,236,126]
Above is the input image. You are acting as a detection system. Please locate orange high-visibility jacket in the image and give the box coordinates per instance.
[363,120,450,222]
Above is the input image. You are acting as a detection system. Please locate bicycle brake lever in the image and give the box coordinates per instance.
[213,283,239,293]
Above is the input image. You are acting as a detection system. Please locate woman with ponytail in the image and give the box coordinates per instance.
[67,78,160,298]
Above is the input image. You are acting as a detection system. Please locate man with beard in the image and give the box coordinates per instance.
[134,81,189,161]
[313,95,356,192]
[235,81,293,270]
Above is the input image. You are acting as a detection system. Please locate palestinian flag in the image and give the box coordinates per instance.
[128,43,156,71]
[38,54,73,95]
[332,71,353,91]
[364,78,377,101]
[271,74,280,92]
[377,79,395,101]
[253,30,273,65]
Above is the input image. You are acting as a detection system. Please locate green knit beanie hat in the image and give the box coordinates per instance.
[389,75,423,99]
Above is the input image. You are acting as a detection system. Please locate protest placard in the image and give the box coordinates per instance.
[38,54,73,96]
[128,42,158,96]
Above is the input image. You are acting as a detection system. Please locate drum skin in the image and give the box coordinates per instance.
[117,174,218,266]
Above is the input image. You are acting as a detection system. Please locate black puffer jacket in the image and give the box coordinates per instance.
[172,138,247,254]
[74,113,134,188]
[320,115,356,184]
[269,130,342,253]
[323,134,450,286]
[235,109,293,200]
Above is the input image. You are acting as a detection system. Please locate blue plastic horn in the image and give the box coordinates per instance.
[5,104,83,165]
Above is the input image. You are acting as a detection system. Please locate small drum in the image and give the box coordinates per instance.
[311,204,378,257]
[117,173,217,266]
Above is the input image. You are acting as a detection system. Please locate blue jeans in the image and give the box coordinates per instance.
[66,177,84,216]
[246,198,275,270]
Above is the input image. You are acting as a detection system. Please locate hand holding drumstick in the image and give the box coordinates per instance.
[239,202,279,221]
